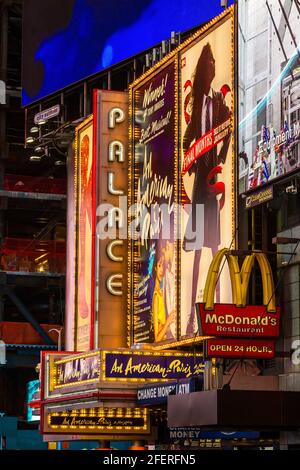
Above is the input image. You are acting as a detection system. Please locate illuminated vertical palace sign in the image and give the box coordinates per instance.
[128,6,235,346]
[93,90,128,349]
[74,91,128,351]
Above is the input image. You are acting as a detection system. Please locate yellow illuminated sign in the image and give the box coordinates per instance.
[47,407,150,434]
[102,349,204,383]
[50,351,101,391]
[203,248,276,312]
[47,349,204,391]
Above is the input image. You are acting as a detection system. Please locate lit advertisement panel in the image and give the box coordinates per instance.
[103,350,203,381]
[74,116,95,351]
[197,303,280,338]
[206,338,276,359]
[26,380,40,422]
[179,13,235,337]
[22,0,233,106]
[44,407,150,435]
[238,0,300,194]
[128,7,235,346]
[130,60,178,345]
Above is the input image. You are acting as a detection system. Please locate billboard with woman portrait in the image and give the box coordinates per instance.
[128,7,235,346]
[179,12,235,337]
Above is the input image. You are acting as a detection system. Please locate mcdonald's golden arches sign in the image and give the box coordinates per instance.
[196,248,280,338]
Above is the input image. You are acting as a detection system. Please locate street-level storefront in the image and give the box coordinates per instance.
[39,4,300,451]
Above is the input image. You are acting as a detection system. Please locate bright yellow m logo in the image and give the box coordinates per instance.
[203,248,276,313]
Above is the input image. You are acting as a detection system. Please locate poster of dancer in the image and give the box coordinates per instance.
[179,13,235,337]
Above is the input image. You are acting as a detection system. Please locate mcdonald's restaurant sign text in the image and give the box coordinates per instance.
[197,303,280,337]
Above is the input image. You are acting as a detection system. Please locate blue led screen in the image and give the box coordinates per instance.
[26,380,40,421]
[22,0,232,106]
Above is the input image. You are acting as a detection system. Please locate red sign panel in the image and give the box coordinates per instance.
[182,118,231,175]
[196,303,280,338]
[206,338,276,359]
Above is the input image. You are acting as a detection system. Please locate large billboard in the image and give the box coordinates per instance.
[130,59,178,344]
[22,0,233,106]
[74,116,95,351]
[179,13,235,337]
[129,7,235,346]
[238,0,300,194]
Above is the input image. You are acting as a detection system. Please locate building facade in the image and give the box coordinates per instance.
[1,0,300,451]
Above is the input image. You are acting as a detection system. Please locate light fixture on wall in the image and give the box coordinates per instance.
[170,31,176,45]
[29,155,42,162]
[37,118,47,125]
[48,328,63,350]
[285,184,298,195]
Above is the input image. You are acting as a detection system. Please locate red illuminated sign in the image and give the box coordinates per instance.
[206,338,275,359]
[196,303,280,338]
[182,118,231,175]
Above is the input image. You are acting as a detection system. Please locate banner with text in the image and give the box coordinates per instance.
[197,303,280,337]
[103,351,203,381]
[206,338,276,359]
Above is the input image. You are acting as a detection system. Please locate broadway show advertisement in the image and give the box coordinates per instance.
[74,116,95,351]
[103,350,203,381]
[44,407,150,435]
[179,12,235,337]
[53,351,101,389]
[238,0,300,194]
[129,60,177,345]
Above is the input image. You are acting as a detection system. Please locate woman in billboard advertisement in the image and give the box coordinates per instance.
[180,16,234,337]
[131,60,177,345]
[151,240,176,342]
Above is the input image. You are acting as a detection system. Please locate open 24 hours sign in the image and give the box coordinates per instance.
[205,338,275,359]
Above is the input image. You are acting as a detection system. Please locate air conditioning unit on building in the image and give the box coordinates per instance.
[0,340,6,365]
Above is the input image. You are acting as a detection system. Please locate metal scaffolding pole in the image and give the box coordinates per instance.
[266,0,294,79]
[3,286,55,345]
[278,0,300,59]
